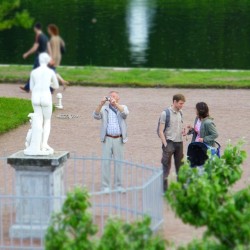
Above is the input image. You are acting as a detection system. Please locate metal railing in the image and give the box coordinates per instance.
[0,154,163,250]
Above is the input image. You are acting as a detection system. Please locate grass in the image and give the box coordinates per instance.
[0,65,250,88]
[0,97,33,134]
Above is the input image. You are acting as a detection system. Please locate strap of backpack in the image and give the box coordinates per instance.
[164,108,170,132]
[164,108,183,132]
[215,141,221,149]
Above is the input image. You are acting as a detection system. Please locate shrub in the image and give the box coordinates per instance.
[45,188,166,250]
[98,217,165,250]
[45,188,97,250]
[166,141,250,249]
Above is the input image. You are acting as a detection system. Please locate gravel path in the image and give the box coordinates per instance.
[0,84,249,246]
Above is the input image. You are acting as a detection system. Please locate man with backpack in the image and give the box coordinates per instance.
[158,94,186,192]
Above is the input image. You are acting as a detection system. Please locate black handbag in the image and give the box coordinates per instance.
[60,43,66,54]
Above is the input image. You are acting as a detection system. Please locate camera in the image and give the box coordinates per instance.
[105,96,111,101]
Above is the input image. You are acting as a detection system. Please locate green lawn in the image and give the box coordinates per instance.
[0,65,250,88]
[0,97,32,134]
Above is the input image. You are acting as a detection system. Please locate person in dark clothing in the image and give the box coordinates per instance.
[20,22,51,92]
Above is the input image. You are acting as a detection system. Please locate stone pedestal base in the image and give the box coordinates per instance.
[7,150,70,239]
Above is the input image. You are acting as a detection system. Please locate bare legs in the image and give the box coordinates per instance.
[56,73,69,90]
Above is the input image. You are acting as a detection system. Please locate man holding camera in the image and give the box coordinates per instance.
[93,91,129,193]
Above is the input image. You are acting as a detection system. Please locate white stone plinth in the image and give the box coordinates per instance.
[7,150,70,239]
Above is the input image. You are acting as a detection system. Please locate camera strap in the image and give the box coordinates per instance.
[109,104,118,114]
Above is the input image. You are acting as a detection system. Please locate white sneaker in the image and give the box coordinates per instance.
[117,186,126,193]
[102,187,111,194]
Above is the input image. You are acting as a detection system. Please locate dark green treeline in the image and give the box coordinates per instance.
[0,0,250,69]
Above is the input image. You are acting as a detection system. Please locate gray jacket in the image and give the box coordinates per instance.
[189,117,218,146]
[93,105,129,143]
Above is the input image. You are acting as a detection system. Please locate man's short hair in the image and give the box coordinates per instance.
[109,90,119,95]
[173,94,186,103]
[34,22,42,30]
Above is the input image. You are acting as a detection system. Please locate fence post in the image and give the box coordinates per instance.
[7,150,70,239]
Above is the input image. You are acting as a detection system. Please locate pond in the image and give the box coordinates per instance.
[0,0,250,69]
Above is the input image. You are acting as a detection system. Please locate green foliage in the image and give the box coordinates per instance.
[178,238,227,250]
[166,141,250,249]
[0,97,32,134]
[207,186,250,248]
[98,217,166,250]
[45,188,166,250]
[0,0,33,31]
[45,188,97,250]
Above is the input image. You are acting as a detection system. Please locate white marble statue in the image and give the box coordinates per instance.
[24,53,59,156]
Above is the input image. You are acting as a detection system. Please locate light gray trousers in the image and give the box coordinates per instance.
[101,137,124,188]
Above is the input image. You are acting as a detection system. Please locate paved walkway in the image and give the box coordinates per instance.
[0,83,249,246]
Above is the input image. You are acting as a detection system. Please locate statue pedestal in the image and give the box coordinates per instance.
[7,150,70,239]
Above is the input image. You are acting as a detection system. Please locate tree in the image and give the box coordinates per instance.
[45,187,166,250]
[166,141,250,249]
[0,0,33,31]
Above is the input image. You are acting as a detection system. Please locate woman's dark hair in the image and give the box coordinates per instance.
[48,24,59,36]
[196,102,209,119]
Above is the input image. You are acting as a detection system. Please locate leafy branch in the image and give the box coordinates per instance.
[166,141,249,249]
[0,0,33,31]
